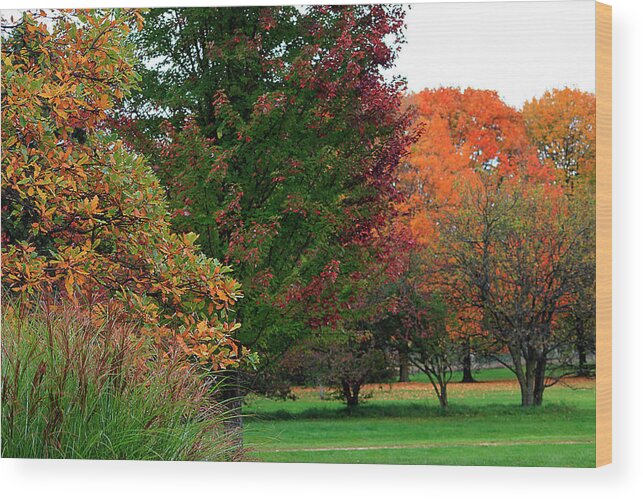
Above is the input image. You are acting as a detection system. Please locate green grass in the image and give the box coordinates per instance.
[408,366,517,383]
[3,304,595,468]
[252,443,595,467]
[243,368,596,467]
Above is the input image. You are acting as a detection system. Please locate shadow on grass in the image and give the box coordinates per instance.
[245,400,591,422]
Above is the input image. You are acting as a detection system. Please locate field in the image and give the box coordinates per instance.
[244,369,596,467]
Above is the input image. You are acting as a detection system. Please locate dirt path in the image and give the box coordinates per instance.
[269,439,595,453]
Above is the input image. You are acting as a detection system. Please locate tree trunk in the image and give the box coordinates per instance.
[422,368,449,411]
[219,369,244,449]
[517,353,548,407]
[438,380,448,410]
[342,381,360,407]
[399,350,410,382]
[461,338,476,383]
[577,345,588,376]
[533,357,547,406]
[520,357,537,407]
[507,343,533,407]
[575,317,590,377]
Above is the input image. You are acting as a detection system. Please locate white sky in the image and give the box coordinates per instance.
[2,1,596,109]
[390,0,596,108]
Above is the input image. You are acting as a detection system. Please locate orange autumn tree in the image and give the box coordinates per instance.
[1,10,246,369]
[394,87,594,406]
[399,87,541,245]
[522,88,596,189]
[394,88,543,387]
[395,89,593,406]
[522,88,597,375]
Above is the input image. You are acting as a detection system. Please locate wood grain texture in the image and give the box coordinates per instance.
[596,1,612,468]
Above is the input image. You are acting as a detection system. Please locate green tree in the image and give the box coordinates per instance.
[279,329,393,407]
[118,5,415,381]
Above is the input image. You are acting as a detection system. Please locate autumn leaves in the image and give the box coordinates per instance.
[389,88,595,406]
[1,10,245,370]
[1,8,596,409]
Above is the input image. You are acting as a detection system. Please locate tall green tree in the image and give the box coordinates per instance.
[118,6,415,378]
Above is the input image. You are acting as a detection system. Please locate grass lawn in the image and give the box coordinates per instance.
[243,369,596,467]
[408,366,518,383]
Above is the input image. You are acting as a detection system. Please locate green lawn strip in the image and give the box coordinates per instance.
[250,443,596,467]
[242,382,596,467]
[408,367,517,383]
[244,413,595,451]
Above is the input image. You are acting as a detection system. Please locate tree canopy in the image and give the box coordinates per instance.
[1,10,245,370]
[118,6,417,375]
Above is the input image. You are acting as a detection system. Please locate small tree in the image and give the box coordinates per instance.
[442,176,594,406]
[387,276,459,410]
[324,330,393,408]
[418,295,461,409]
[278,329,392,408]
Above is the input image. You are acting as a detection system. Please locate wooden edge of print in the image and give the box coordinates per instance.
[596,1,612,468]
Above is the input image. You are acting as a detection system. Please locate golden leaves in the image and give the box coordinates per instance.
[2,9,246,371]
[133,10,145,31]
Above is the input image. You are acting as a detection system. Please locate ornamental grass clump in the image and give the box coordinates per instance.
[1,298,243,461]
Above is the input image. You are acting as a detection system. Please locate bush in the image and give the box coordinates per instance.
[1,298,243,461]
[274,331,394,407]
[1,10,245,370]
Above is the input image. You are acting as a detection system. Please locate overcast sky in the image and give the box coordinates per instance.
[2,1,596,109]
[389,0,595,108]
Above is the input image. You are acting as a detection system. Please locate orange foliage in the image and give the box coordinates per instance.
[522,88,596,188]
[399,88,544,246]
[394,88,581,351]
[1,10,247,369]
